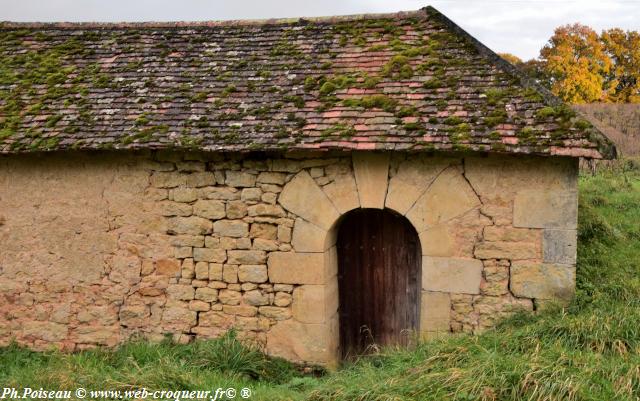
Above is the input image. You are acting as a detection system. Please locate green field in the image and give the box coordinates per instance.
[2,164,639,401]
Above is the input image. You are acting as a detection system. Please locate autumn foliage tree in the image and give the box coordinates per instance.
[512,24,640,104]
[540,23,611,103]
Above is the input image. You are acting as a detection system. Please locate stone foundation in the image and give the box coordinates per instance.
[0,150,578,365]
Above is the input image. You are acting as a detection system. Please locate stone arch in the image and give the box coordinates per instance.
[271,152,485,364]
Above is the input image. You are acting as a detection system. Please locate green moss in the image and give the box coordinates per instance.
[428,117,439,124]
[319,81,337,96]
[221,85,237,98]
[484,110,507,127]
[403,122,422,131]
[321,123,355,138]
[523,87,544,102]
[342,94,398,113]
[134,114,150,127]
[484,88,508,105]
[536,106,556,119]
[396,106,417,118]
[381,55,413,79]
[443,116,463,125]
[283,95,305,108]
[320,62,333,70]
[304,76,318,91]
[574,119,593,130]
[488,131,502,140]
[423,78,442,89]
[191,92,209,103]
[366,44,387,52]
[44,114,63,128]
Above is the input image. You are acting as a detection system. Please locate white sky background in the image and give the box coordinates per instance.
[1,0,639,60]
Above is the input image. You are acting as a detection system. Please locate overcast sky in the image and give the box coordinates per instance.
[2,0,638,59]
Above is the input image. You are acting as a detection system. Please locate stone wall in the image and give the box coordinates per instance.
[0,150,578,365]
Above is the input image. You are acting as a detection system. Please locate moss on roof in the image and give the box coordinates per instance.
[0,7,615,158]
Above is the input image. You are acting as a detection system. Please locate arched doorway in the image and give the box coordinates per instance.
[337,208,421,358]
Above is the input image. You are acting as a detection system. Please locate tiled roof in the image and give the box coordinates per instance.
[0,7,615,158]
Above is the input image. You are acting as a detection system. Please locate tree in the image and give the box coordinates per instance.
[540,23,611,103]
[498,53,523,66]
[601,28,640,103]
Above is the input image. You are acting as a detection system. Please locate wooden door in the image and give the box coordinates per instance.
[337,208,421,358]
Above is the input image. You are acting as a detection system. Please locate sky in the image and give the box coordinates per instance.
[1,0,639,59]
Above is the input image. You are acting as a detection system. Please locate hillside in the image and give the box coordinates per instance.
[2,164,639,401]
[576,104,640,157]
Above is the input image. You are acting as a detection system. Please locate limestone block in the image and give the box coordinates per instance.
[161,305,196,331]
[406,166,480,233]
[257,172,286,185]
[513,190,577,229]
[253,238,278,251]
[483,226,539,242]
[422,257,483,294]
[266,316,338,365]
[209,263,223,280]
[193,248,227,263]
[322,172,360,214]
[543,229,577,265]
[189,300,210,312]
[420,291,451,333]
[244,290,270,306]
[419,225,454,257]
[226,200,248,219]
[227,250,267,264]
[172,188,198,203]
[238,264,268,283]
[247,204,287,218]
[278,226,292,243]
[223,305,258,317]
[194,200,226,220]
[195,287,218,302]
[226,171,257,187]
[259,306,292,320]
[156,259,180,276]
[22,321,68,342]
[194,261,209,280]
[292,282,338,324]
[159,201,192,217]
[168,216,213,235]
[292,218,327,253]
[386,157,452,215]
[119,304,149,327]
[170,235,205,247]
[219,289,242,305]
[510,262,575,300]
[186,172,216,187]
[166,284,195,301]
[213,220,248,238]
[199,311,234,328]
[241,188,262,202]
[249,223,277,240]
[474,241,539,260]
[279,171,339,230]
[352,152,390,209]
[223,264,238,283]
[274,292,292,306]
[268,252,326,284]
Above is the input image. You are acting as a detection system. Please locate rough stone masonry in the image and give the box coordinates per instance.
[0,150,579,365]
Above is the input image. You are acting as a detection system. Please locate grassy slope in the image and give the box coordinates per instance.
[2,166,639,401]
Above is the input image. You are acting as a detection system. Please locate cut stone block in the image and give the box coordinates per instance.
[510,262,575,300]
[406,166,480,233]
[266,316,338,365]
[419,225,454,257]
[268,252,326,284]
[292,218,327,253]
[352,152,390,209]
[322,172,360,214]
[279,171,339,230]
[292,282,338,324]
[543,229,577,265]
[386,158,451,215]
[513,190,577,229]
[422,257,483,294]
[420,291,450,333]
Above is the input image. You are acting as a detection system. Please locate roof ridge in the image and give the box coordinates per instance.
[0,9,426,30]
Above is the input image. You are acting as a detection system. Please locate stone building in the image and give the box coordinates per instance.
[0,7,614,365]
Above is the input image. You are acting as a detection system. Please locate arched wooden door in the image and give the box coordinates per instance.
[337,208,421,358]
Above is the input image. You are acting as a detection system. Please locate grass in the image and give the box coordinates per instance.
[2,163,640,400]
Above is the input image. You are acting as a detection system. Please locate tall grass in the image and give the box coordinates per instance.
[1,167,639,401]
